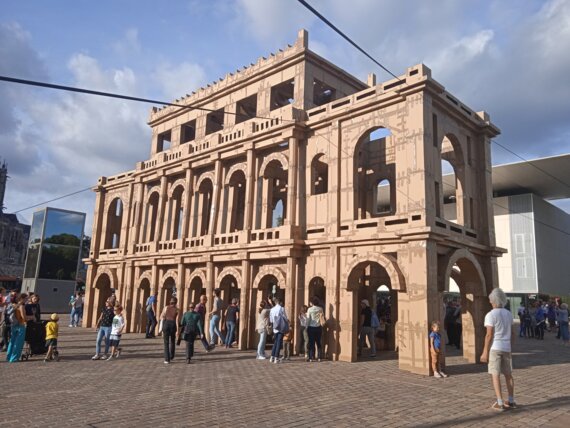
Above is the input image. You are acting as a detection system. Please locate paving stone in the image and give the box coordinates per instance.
[1,315,569,427]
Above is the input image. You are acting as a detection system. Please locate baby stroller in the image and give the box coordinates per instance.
[22,320,48,361]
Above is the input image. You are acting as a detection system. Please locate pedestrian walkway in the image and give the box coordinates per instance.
[1,316,569,427]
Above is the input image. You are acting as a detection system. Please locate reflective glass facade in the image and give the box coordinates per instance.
[23,208,86,281]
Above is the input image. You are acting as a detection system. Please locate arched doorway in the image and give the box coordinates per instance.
[160,277,176,316]
[249,271,286,349]
[188,276,205,306]
[441,250,487,364]
[347,261,399,359]
[93,273,112,322]
[135,278,151,333]
[219,273,241,344]
[308,276,328,357]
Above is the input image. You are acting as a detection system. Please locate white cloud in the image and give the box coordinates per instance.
[153,61,207,101]
[112,28,141,56]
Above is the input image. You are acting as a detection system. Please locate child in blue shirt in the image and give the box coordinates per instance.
[430,321,448,378]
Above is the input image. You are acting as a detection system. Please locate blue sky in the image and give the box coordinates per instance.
[1,0,570,232]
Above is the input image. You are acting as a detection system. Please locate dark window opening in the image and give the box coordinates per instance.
[157,130,172,153]
[206,108,225,135]
[181,120,196,143]
[311,154,328,195]
[236,94,257,124]
[270,79,295,111]
[313,79,336,106]
[432,114,438,148]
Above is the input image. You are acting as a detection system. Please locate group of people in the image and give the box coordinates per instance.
[68,291,84,328]
[517,300,569,344]
[0,288,58,363]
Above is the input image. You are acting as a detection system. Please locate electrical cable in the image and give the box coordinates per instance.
[0,75,292,123]
[12,186,93,214]
[296,0,402,82]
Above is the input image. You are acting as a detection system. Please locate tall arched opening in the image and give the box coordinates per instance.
[92,273,112,325]
[347,260,399,359]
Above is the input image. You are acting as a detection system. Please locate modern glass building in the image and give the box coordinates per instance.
[22,207,86,312]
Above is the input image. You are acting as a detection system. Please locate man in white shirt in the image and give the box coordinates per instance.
[269,297,288,363]
[480,288,516,411]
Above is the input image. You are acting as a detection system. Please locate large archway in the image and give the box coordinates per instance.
[91,272,112,327]
[249,267,286,349]
[347,261,399,359]
[440,249,487,364]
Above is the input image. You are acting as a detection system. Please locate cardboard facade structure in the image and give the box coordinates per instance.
[83,30,502,374]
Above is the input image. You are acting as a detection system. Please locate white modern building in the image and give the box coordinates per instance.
[445,154,570,299]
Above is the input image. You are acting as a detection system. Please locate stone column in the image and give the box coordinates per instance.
[209,159,222,236]
[124,262,135,332]
[181,167,193,241]
[239,259,251,350]
[244,148,255,232]
[129,266,141,332]
[156,175,168,243]
[285,257,296,344]
[90,184,106,257]
[286,137,298,226]
[205,260,215,342]
[178,261,186,312]
[396,240,440,375]
[83,264,97,328]
[130,181,145,248]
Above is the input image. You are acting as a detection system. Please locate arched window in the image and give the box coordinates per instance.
[354,127,395,220]
[196,178,213,236]
[258,158,287,229]
[225,170,246,233]
[104,198,123,249]
[144,192,160,242]
[439,134,465,225]
[375,179,392,215]
[311,154,328,195]
[272,199,284,228]
[168,186,184,240]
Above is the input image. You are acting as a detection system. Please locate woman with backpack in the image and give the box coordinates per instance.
[6,293,27,362]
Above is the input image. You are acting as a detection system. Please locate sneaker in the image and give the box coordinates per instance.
[164,361,170,365]
[434,372,443,378]
[91,354,101,360]
[273,358,280,364]
[491,402,505,412]
[504,401,517,409]
[116,348,121,358]
[186,359,191,364]
[269,356,275,363]
[106,355,114,361]
[440,372,449,378]
[69,324,74,328]
[256,355,267,360]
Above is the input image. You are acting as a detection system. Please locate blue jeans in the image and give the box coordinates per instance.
[257,330,268,357]
[96,326,112,355]
[146,310,157,337]
[209,315,225,345]
[6,324,26,362]
[73,307,83,326]
[271,332,284,358]
[70,308,76,325]
[225,321,236,346]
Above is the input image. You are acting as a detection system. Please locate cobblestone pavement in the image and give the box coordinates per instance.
[1,317,569,427]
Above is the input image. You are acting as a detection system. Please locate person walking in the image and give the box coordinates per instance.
[92,299,115,360]
[160,296,179,364]
[480,288,516,411]
[269,297,288,363]
[6,293,27,362]
[145,292,158,338]
[208,289,225,348]
[224,298,239,349]
[534,302,546,340]
[558,303,569,346]
[256,300,271,359]
[358,299,376,358]
[179,302,204,364]
[195,295,213,352]
[306,297,324,362]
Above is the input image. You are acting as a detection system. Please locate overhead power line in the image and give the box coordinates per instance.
[296,0,402,82]
[12,186,93,214]
[0,75,281,122]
